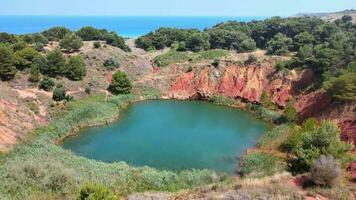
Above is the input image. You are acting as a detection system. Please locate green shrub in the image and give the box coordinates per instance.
[45,48,66,77]
[246,103,281,122]
[42,26,71,41]
[93,41,101,49]
[282,120,353,174]
[186,65,193,73]
[0,45,17,80]
[39,77,55,91]
[77,183,118,200]
[260,91,277,110]
[323,72,356,102]
[257,124,294,150]
[245,54,258,64]
[13,47,41,70]
[28,64,41,82]
[309,155,342,187]
[103,57,119,70]
[283,100,298,123]
[211,95,239,107]
[266,33,293,56]
[76,26,103,41]
[211,59,220,68]
[60,33,83,52]
[64,55,86,81]
[108,71,132,95]
[52,86,67,101]
[241,152,286,178]
[85,87,91,95]
[11,41,28,52]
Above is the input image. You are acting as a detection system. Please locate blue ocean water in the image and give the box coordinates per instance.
[0,16,267,38]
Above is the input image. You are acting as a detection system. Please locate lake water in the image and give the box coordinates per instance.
[0,16,267,37]
[62,100,270,174]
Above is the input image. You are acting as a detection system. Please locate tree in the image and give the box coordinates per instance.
[186,32,210,52]
[13,47,40,70]
[103,57,119,70]
[266,33,293,55]
[246,54,258,64]
[0,45,17,80]
[108,71,132,95]
[76,26,102,41]
[293,32,315,50]
[11,41,28,52]
[93,41,101,48]
[0,32,18,44]
[64,55,86,81]
[42,26,71,41]
[45,48,66,77]
[39,77,55,91]
[59,33,83,52]
[324,72,356,102]
[341,15,353,23]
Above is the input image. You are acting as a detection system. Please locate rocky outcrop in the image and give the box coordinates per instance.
[168,61,312,107]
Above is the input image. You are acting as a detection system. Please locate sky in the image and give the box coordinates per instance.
[0,0,355,16]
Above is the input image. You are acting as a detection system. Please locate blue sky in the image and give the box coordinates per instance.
[0,0,355,16]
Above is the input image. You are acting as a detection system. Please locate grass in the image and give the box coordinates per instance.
[153,49,228,67]
[0,94,228,199]
[210,95,241,107]
[257,124,295,150]
[241,152,286,178]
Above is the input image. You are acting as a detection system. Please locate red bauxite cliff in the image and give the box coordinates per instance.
[168,61,355,144]
[169,61,311,107]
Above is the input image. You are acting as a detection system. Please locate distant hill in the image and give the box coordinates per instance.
[295,9,356,22]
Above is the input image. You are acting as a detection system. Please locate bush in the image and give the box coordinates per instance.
[241,152,286,178]
[324,72,356,102]
[309,155,342,187]
[186,65,193,73]
[266,33,293,55]
[185,32,210,52]
[42,26,71,41]
[283,100,298,122]
[77,183,118,200]
[53,85,70,101]
[13,47,41,70]
[60,33,83,52]
[282,120,353,174]
[93,41,101,48]
[211,59,220,68]
[108,71,132,95]
[11,41,28,52]
[0,45,17,80]
[84,87,91,95]
[76,26,103,41]
[45,48,66,77]
[39,77,55,91]
[28,64,41,82]
[0,32,18,44]
[64,55,86,81]
[245,54,258,64]
[103,57,119,70]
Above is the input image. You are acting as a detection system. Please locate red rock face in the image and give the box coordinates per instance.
[168,62,301,106]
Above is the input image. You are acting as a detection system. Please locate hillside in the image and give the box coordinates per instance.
[296,9,356,22]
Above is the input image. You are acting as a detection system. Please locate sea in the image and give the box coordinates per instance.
[0,16,267,38]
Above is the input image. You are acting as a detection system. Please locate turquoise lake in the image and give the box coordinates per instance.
[62,100,271,174]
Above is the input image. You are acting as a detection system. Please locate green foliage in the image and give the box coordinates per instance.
[293,32,315,50]
[245,54,258,64]
[85,87,91,95]
[260,91,277,110]
[0,45,17,80]
[77,183,118,200]
[13,47,41,70]
[246,103,281,122]
[76,26,103,41]
[185,32,210,52]
[42,26,71,41]
[241,152,286,178]
[281,120,353,174]
[283,100,298,123]
[28,64,41,82]
[53,86,68,101]
[0,32,18,44]
[197,49,228,59]
[266,33,293,55]
[103,57,119,70]
[93,41,101,48]
[65,55,86,81]
[323,71,356,102]
[60,33,83,52]
[103,32,130,52]
[257,124,294,150]
[45,48,66,77]
[211,96,239,107]
[309,155,342,187]
[108,71,132,95]
[39,76,55,91]
[186,65,193,73]
[11,41,28,52]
